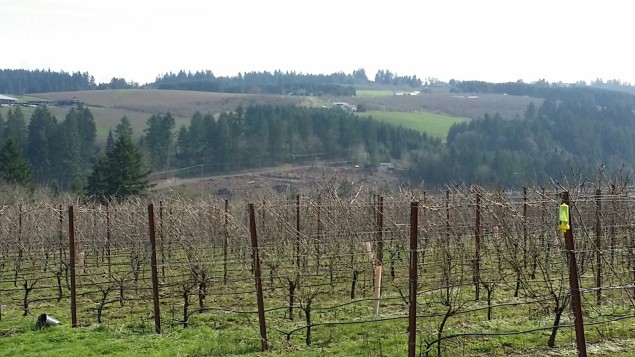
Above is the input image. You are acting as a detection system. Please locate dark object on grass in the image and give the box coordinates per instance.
[37,314,60,329]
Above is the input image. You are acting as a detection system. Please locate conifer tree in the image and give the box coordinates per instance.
[87,135,151,203]
[0,139,33,189]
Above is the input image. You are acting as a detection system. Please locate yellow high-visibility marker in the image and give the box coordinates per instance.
[559,203,570,233]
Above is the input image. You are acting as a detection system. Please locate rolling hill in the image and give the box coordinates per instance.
[4,88,542,143]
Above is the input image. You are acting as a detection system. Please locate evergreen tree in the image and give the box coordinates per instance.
[26,107,57,183]
[105,129,115,154]
[215,115,231,170]
[144,113,175,170]
[175,126,190,167]
[65,104,97,171]
[87,135,151,203]
[5,107,27,150]
[187,111,208,166]
[0,139,33,189]
[115,116,133,139]
[50,118,82,188]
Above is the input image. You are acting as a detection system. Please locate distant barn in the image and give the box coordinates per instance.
[0,94,17,106]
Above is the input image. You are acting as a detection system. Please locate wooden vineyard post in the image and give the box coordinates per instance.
[147,203,162,334]
[408,201,419,357]
[364,241,383,315]
[562,192,587,356]
[373,265,382,315]
[68,205,77,328]
[249,204,269,351]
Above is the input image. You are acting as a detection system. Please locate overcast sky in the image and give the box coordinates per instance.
[2,1,634,85]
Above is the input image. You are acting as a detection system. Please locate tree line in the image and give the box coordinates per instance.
[0,69,141,94]
[0,68,425,96]
[0,69,96,94]
[153,69,424,95]
[171,105,439,173]
[408,86,635,187]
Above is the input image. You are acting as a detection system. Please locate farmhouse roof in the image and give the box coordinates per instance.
[0,94,17,101]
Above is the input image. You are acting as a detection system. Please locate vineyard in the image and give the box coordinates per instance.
[2,183,635,356]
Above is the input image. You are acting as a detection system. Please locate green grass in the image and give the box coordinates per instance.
[355,90,394,97]
[363,110,468,140]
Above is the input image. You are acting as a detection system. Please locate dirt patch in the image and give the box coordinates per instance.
[151,163,404,199]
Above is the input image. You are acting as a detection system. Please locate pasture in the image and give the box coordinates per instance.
[355,89,394,97]
[363,110,467,139]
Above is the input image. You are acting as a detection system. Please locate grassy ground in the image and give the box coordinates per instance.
[362,110,467,140]
[4,295,635,356]
[355,90,394,97]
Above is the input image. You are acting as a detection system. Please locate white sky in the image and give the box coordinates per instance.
[2,0,634,85]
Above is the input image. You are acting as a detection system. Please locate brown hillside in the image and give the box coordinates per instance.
[34,89,304,118]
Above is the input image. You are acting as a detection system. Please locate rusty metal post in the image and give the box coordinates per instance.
[249,204,269,351]
[68,205,77,328]
[595,188,602,305]
[408,201,419,357]
[147,203,161,334]
[562,191,587,356]
[58,205,64,261]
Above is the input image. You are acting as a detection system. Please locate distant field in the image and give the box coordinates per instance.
[362,110,468,139]
[34,89,303,119]
[354,89,543,120]
[355,89,393,97]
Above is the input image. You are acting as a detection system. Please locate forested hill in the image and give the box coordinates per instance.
[0,68,423,95]
[409,83,635,187]
[0,103,441,191]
